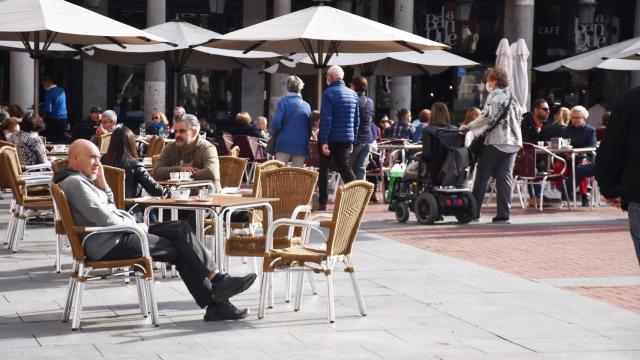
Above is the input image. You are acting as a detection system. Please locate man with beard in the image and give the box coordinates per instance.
[153,114,221,193]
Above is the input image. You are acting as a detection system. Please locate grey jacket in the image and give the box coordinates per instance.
[53,170,136,260]
[468,87,523,148]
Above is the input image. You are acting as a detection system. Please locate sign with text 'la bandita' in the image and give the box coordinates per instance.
[425,6,458,46]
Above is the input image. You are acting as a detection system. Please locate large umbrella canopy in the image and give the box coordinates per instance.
[0,40,76,53]
[535,36,640,71]
[495,38,513,85]
[510,39,530,111]
[0,0,175,116]
[83,20,281,109]
[197,5,448,107]
[264,50,477,76]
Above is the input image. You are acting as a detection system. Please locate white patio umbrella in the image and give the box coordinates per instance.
[83,19,281,109]
[535,36,640,72]
[495,38,513,87]
[0,0,175,115]
[197,4,448,108]
[264,50,478,77]
[510,39,530,111]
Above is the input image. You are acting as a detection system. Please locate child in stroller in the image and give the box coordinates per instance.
[391,128,476,224]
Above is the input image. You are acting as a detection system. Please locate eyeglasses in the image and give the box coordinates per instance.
[538,107,550,112]
[570,116,583,120]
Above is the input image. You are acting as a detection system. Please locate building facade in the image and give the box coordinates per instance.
[2,0,639,130]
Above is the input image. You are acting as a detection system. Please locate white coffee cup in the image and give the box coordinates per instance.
[198,188,210,200]
[179,172,192,180]
[169,172,180,180]
[172,188,190,200]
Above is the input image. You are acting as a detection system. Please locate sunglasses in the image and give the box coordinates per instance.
[538,107,550,112]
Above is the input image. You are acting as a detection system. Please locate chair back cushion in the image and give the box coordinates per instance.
[514,143,537,178]
[103,165,125,209]
[327,181,373,256]
[219,156,248,188]
[51,183,86,261]
[233,135,267,161]
[259,167,318,237]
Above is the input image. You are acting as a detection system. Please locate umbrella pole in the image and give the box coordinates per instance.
[33,57,40,118]
[316,68,322,110]
[173,71,178,111]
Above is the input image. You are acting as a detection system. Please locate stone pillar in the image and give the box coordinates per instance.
[82,0,108,116]
[9,52,35,111]
[144,0,166,122]
[390,0,413,120]
[504,0,534,109]
[630,0,640,88]
[242,0,267,119]
[268,0,290,118]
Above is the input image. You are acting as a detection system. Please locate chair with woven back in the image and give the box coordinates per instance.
[259,180,374,323]
[225,166,318,300]
[99,133,112,154]
[0,139,16,148]
[102,165,126,210]
[0,140,17,198]
[146,135,165,157]
[218,156,248,189]
[0,146,54,253]
[50,183,159,330]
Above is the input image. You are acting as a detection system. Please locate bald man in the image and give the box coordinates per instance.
[53,140,256,321]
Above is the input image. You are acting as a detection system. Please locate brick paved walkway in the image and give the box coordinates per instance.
[357,197,640,314]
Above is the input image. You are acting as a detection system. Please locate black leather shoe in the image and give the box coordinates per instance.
[212,273,257,302]
[204,300,249,321]
[317,203,327,211]
[491,217,511,224]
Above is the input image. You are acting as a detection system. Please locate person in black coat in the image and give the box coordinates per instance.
[101,126,168,200]
[596,86,640,265]
[521,98,550,144]
[539,107,570,142]
[230,112,264,139]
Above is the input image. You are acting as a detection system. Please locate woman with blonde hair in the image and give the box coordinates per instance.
[146,111,168,136]
[540,107,570,141]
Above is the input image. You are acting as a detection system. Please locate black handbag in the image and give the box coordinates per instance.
[265,133,278,155]
[468,94,513,162]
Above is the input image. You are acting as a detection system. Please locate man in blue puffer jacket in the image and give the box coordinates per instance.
[318,65,359,210]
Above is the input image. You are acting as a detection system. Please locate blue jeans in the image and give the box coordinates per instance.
[628,202,640,266]
[350,143,372,180]
[563,162,595,200]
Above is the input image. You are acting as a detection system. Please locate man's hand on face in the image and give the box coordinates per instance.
[94,159,108,189]
[96,126,105,136]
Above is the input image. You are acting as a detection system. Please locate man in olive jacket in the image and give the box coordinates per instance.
[596,86,640,265]
[153,114,221,193]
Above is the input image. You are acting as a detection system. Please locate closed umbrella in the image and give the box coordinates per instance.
[0,0,174,116]
[535,35,640,71]
[264,50,478,77]
[495,38,513,86]
[511,39,530,111]
[84,19,280,109]
[197,4,448,108]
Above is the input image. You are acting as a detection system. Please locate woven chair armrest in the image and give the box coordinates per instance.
[309,213,333,221]
[265,218,329,250]
[17,178,51,187]
[78,224,151,257]
[24,163,52,172]
[288,205,313,239]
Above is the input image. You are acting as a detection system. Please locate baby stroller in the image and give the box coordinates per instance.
[392,128,476,224]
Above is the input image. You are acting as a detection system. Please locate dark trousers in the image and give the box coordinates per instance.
[319,142,356,205]
[472,145,517,219]
[563,162,596,201]
[102,220,218,308]
[45,118,67,143]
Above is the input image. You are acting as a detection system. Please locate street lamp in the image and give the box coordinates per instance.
[578,0,597,24]
[209,0,226,14]
[456,0,473,22]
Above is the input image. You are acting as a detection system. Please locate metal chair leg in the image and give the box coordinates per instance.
[326,273,335,323]
[268,272,274,309]
[258,272,269,319]
[285,271,292,303]
[346,256,367,316]
[294,272,304,311]
[4,211,16,245]
[55,235,62,273]
[307,272,317,295]
[12,215,26,253]
[62,277,77,322]
[146,278,159,326]
[136,276,149,317]
[71,280,86,330]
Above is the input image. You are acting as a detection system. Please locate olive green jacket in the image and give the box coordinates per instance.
[153,135,221,192]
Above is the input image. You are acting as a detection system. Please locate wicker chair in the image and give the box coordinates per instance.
[99,133,112,154]
[0,139,16,148]
[51,159,69,172]
[219,156,248,189]
[224,167,318,259]
[50,183,159,330]
[103,165,126,210]
[0,146,54,253]
[259,180,373,323]
[146,135,165,157]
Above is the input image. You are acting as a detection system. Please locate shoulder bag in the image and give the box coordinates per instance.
[468,93,513,162]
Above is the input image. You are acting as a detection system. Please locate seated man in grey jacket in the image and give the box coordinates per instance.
[54,139,255,321]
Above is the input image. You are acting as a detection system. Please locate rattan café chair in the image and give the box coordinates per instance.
[50,183,159,330]
[259,180,374,323]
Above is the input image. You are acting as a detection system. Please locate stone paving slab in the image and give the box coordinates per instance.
[1,198,640,359]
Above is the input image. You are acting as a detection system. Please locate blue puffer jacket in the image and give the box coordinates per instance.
[271,94,312,156]
[319,80,359,145]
